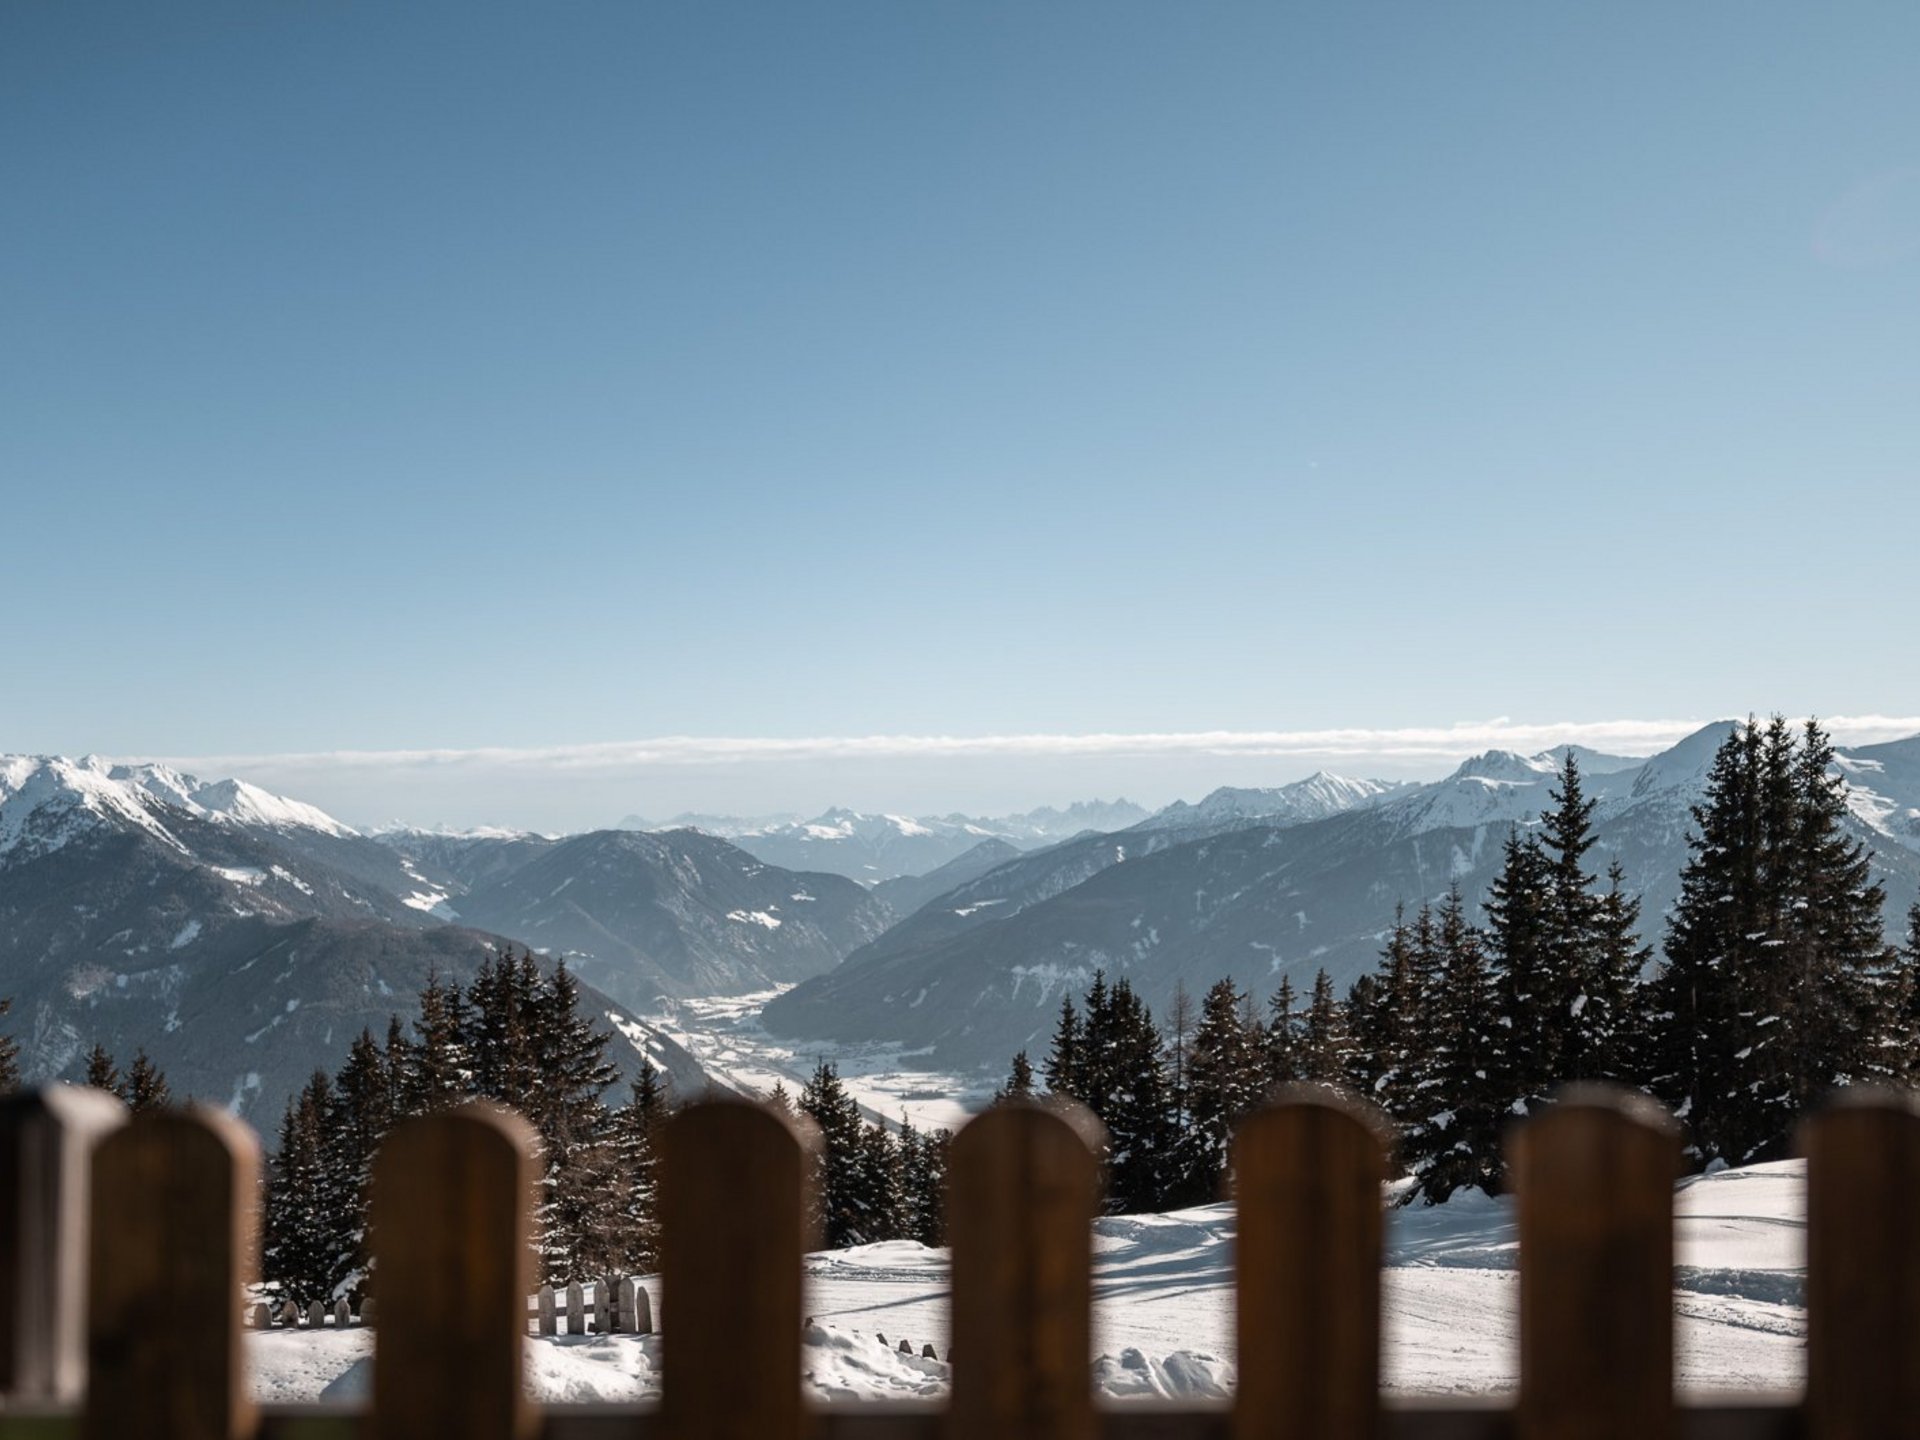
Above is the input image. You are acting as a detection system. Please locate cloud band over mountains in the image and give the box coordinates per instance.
[156,715,1920,779]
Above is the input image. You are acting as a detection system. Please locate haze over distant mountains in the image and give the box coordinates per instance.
[5,723,1920,1115]
[614,799,1150,882]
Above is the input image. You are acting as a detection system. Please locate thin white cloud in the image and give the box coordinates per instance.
[146,715,1920,779]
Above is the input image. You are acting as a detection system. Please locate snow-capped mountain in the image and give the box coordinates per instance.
[1836,734,1920,855]
[1140,772,1411,834]
[761,726,1920,1071]
[0,757,867,1116]
[620,800,1149,882]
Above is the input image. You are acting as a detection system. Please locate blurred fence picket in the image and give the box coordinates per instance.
[5,1080,1920,1440]
[1803,1088,1920,1440]
[1232,1086,1387,1440]
[82,1107,258,1440]
[0,1085,126,1402]
[659,1098,818,1440]
[369,1101,537,1440]
[948,1099,1104,1440]
[1514,1087,1682,1440]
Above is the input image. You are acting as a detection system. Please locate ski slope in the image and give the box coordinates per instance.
[248,1159,1805,1402]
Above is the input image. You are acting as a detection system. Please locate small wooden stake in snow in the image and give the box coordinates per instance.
[660,1098,818,1440]
[1514,1085,1680,1440]
[0,1084,126,1402]
[83,1106,259,1440]
[947,1099,1103,1440]
[370,1101,537,1440]
[567,1281,586,1337]
[1803,1088,1920,1440]
[623,1277,651,1335]
[1232,1085,1388,1440]
[538,1286,557,1337]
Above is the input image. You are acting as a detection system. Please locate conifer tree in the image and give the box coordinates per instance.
[916,1128,951,1246]
[122,1049,171,1112]
[1587,861,1651,1080]
[1537,754,1609,1082]
[1484,828,1554,1114]
[1298,970,1348,1083]
[1404,887,1502,1202]
[1645,722,1761,1159]
[1647,717,1894,1165]
[405,968,469,1112]
[1265,976,1300,1085]
[1043,996,1083,1099]
[1341,973,1384,1096]
[896,1116,931,1242]
[1080,972,1116,1100]
[467,949,542,1106]
[330,1028,397,1283]
[1779,719,1895,1103]
[995,1050,1037,1104]
[1367,904,1442,1116]
[855,1122,904,1241]
[1097,978,1174,1213]
[498,960,623,1281]
[0,999,19,1095]
[84,1042,119,1094]
[611,1061,665,1272]
[1181,978,1266,1200]
[800,1061,884,1247]
[264,1071,348,1304]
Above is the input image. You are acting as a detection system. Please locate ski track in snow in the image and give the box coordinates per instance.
[248,1160,1806,1402]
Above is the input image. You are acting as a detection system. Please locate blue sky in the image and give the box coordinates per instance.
[4,4,1917,826]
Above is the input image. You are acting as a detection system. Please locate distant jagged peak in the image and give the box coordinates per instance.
[0,753,354,861]
[112,765,356,837]
[1143,770,1409,832]
[0,754,189,858]
[1447,749,1562,785]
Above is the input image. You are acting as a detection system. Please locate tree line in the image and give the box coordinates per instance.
[260,951,664,1305]
[261,956,959,1303]
[1001,718,1920,1207]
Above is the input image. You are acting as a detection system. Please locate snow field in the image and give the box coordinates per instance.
[247,1160,1806,1403]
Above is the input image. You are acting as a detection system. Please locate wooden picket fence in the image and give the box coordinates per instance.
[1,1080,1917,1440]
[529,1278,653,1337]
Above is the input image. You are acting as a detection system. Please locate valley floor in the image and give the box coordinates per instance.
[636,988,991,1131]
[249,1158,1805,1403]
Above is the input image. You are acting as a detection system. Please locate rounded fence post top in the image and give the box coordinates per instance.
[384,1097,540,1152]
[0,1081,128,1129]
[1533,1083,1682,1138]
[1807,1084,1920,1120]
[1254,1082,1393,1138]
[101,1101,261,1167]
[665,1093,823,1156]
[952,1094,1106,1157]
[1795,1084,1920,1155]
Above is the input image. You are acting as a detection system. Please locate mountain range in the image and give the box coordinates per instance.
[0,758,769,1116]
[760,725,1920,1070]
[8,723,1920,1112]
[617,800,1150,881]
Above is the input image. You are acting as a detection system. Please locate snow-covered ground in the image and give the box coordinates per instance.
[644,990,991,1131]
[247,1158,1806,1403]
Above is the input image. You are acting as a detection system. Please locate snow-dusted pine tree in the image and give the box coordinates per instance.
[1180,978,1267,1200]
